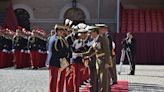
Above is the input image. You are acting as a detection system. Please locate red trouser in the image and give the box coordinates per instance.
[24,53,31,67]
[49,66,67,92]
[7,53,14,67]
[49,66,59,92]
[0,52,7,68]
[73,63,83,92]
[38,53,47,68]
[66,64,74,92]
[38,52,42,67]
[81,66,90,82]
[42,53,47,67]
[14,50,24,68]
[0,52,13,68]
[60,68,67,92]
[30,51,40,68]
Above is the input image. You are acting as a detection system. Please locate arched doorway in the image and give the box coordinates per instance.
[64,7,86,25]
[15,8,30,31]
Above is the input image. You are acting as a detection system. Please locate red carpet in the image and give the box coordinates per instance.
[80,80,128,92]
[111,80,128,92]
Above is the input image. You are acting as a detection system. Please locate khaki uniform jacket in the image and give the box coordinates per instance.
[83,35,111,67]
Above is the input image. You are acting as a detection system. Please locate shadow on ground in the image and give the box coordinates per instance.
[129,82,164,92]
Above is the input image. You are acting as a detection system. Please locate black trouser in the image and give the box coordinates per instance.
[129,52,135,75]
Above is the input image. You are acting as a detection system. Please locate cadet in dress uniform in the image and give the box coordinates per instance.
[0,29,14,68]
[65,28,75,60]
[38,31,47,68]
[95,24,117,85]
[64,19,74,60]
[37,32,44,68]
[80,26,92,84]
[21,28,31,68]
[81,26,112,92]
[48,25,70,92]
[29,30,40,69]
[63,19,77,92]
[72,29,88,92]
[0,29,4,68]
[13,28,26,69]
[0,29,7,68]
[5,29,14,67]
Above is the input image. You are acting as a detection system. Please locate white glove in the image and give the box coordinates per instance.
[12,49,15,53]
[38,49,41,53]
[72,53,82,59]
[27,50,30,53]
[2,49,7,53]
[21,49,24,53]
[112,41,116,49]
[72,53,77,59]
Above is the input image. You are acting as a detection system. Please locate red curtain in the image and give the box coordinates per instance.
[4,0,18,31]
[113,33,164,65]
[120,8,164,33]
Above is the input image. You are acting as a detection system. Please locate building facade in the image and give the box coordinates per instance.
[12,0,118,32]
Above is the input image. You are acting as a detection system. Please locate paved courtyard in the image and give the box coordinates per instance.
[0,65,164,92]
[118,65,164,92]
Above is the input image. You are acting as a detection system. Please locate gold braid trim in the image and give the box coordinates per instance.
[61,38,69,48]
[15,37,19,43]
[60,39,64,48]
[54,38,59,52]
[54,36,64,51]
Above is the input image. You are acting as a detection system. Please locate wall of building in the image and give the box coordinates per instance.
[12,0,118,32]
[0,0,9,12]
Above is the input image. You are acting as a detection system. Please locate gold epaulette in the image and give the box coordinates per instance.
[61,38,69,48]
[54,39,59,51]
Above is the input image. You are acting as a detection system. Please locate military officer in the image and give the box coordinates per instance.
[81,26,112,92]
[95,24,117,85]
